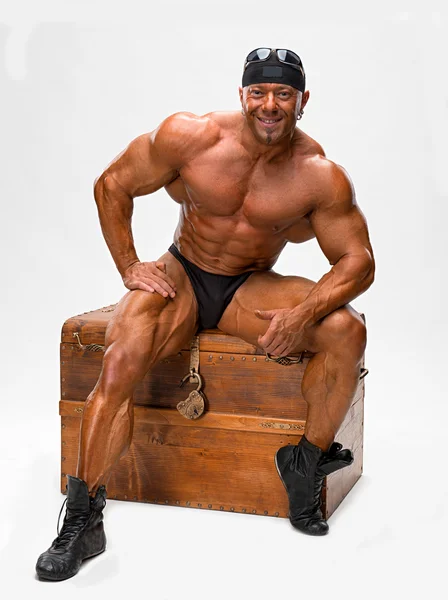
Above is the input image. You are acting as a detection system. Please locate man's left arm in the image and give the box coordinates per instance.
[292,162,375,328]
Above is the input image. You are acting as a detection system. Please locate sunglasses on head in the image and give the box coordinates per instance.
[244,48,304,73]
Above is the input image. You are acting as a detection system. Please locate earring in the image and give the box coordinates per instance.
[298,109,304,120]
[241,109,244,115]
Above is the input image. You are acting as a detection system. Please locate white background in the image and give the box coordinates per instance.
[0,1,446,598]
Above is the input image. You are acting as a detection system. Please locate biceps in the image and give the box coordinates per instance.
[310,203,374,267]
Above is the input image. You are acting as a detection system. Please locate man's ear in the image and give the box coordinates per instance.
[301,90,310,110]
[239,86,244,107]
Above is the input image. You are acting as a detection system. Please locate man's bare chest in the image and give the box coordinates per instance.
[171,145,316,233]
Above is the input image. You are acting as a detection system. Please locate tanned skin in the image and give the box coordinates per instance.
[78,82,375,493]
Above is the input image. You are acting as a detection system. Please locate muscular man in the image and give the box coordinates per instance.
[36,48,375,581]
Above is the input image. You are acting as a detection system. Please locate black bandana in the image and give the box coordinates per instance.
[242,61,305,93]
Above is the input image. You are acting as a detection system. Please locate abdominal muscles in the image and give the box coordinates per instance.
[174,205,287,275]
[165,173,314,275]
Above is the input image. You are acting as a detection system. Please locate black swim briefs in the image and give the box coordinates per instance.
[168,243,256,330]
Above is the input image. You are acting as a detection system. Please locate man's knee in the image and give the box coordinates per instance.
[99,342,150,396]
[319,307,367,353]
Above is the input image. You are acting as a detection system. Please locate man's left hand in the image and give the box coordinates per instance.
[255,308,309,357]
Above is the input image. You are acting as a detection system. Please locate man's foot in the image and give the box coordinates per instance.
[274,435,354,535]
[35,475,107,581]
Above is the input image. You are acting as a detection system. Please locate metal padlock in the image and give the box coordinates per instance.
[178,369,206,419]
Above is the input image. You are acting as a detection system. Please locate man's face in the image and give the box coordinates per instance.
[239,83,304,145]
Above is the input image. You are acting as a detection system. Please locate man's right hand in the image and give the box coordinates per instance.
[122,261,177,298]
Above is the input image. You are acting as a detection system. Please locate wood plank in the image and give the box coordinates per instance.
[61,414,296,516]
[61,401,363,520]
[60,400,307,436]
[61,343,366,421]
[61,344,312,418]
[323,398,364,517]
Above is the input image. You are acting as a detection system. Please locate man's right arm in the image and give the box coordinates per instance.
[93,111,217,282]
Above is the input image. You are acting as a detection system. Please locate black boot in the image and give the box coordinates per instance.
[35,475,107,581]
[275,435,354,535]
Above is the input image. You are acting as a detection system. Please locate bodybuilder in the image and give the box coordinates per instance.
[36,48,375,581]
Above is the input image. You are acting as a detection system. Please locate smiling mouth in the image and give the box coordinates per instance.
[257,117,282,125]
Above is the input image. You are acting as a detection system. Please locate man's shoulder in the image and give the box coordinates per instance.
[151,111,221,158]
[307,155,355,210]
[293,132,348,186]
[291,132,353,208]
[205,110,242,128]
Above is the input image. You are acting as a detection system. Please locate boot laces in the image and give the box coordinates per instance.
[52,487,106,551]
[52,498,91,550]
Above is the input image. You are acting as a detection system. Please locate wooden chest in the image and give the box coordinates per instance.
[60,304,366,520]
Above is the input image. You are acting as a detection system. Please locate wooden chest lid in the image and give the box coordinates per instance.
[60,304,283,356]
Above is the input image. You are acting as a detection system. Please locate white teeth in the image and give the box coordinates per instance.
[259,118,280,124]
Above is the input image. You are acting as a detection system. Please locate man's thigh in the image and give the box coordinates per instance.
[216,269,360,355]
[104,250,199,372]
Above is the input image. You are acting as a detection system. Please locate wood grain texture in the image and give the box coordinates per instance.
[59,377,364,520]
[61,344,312,418]
[59,308,366,521]
[60,404,363,519]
